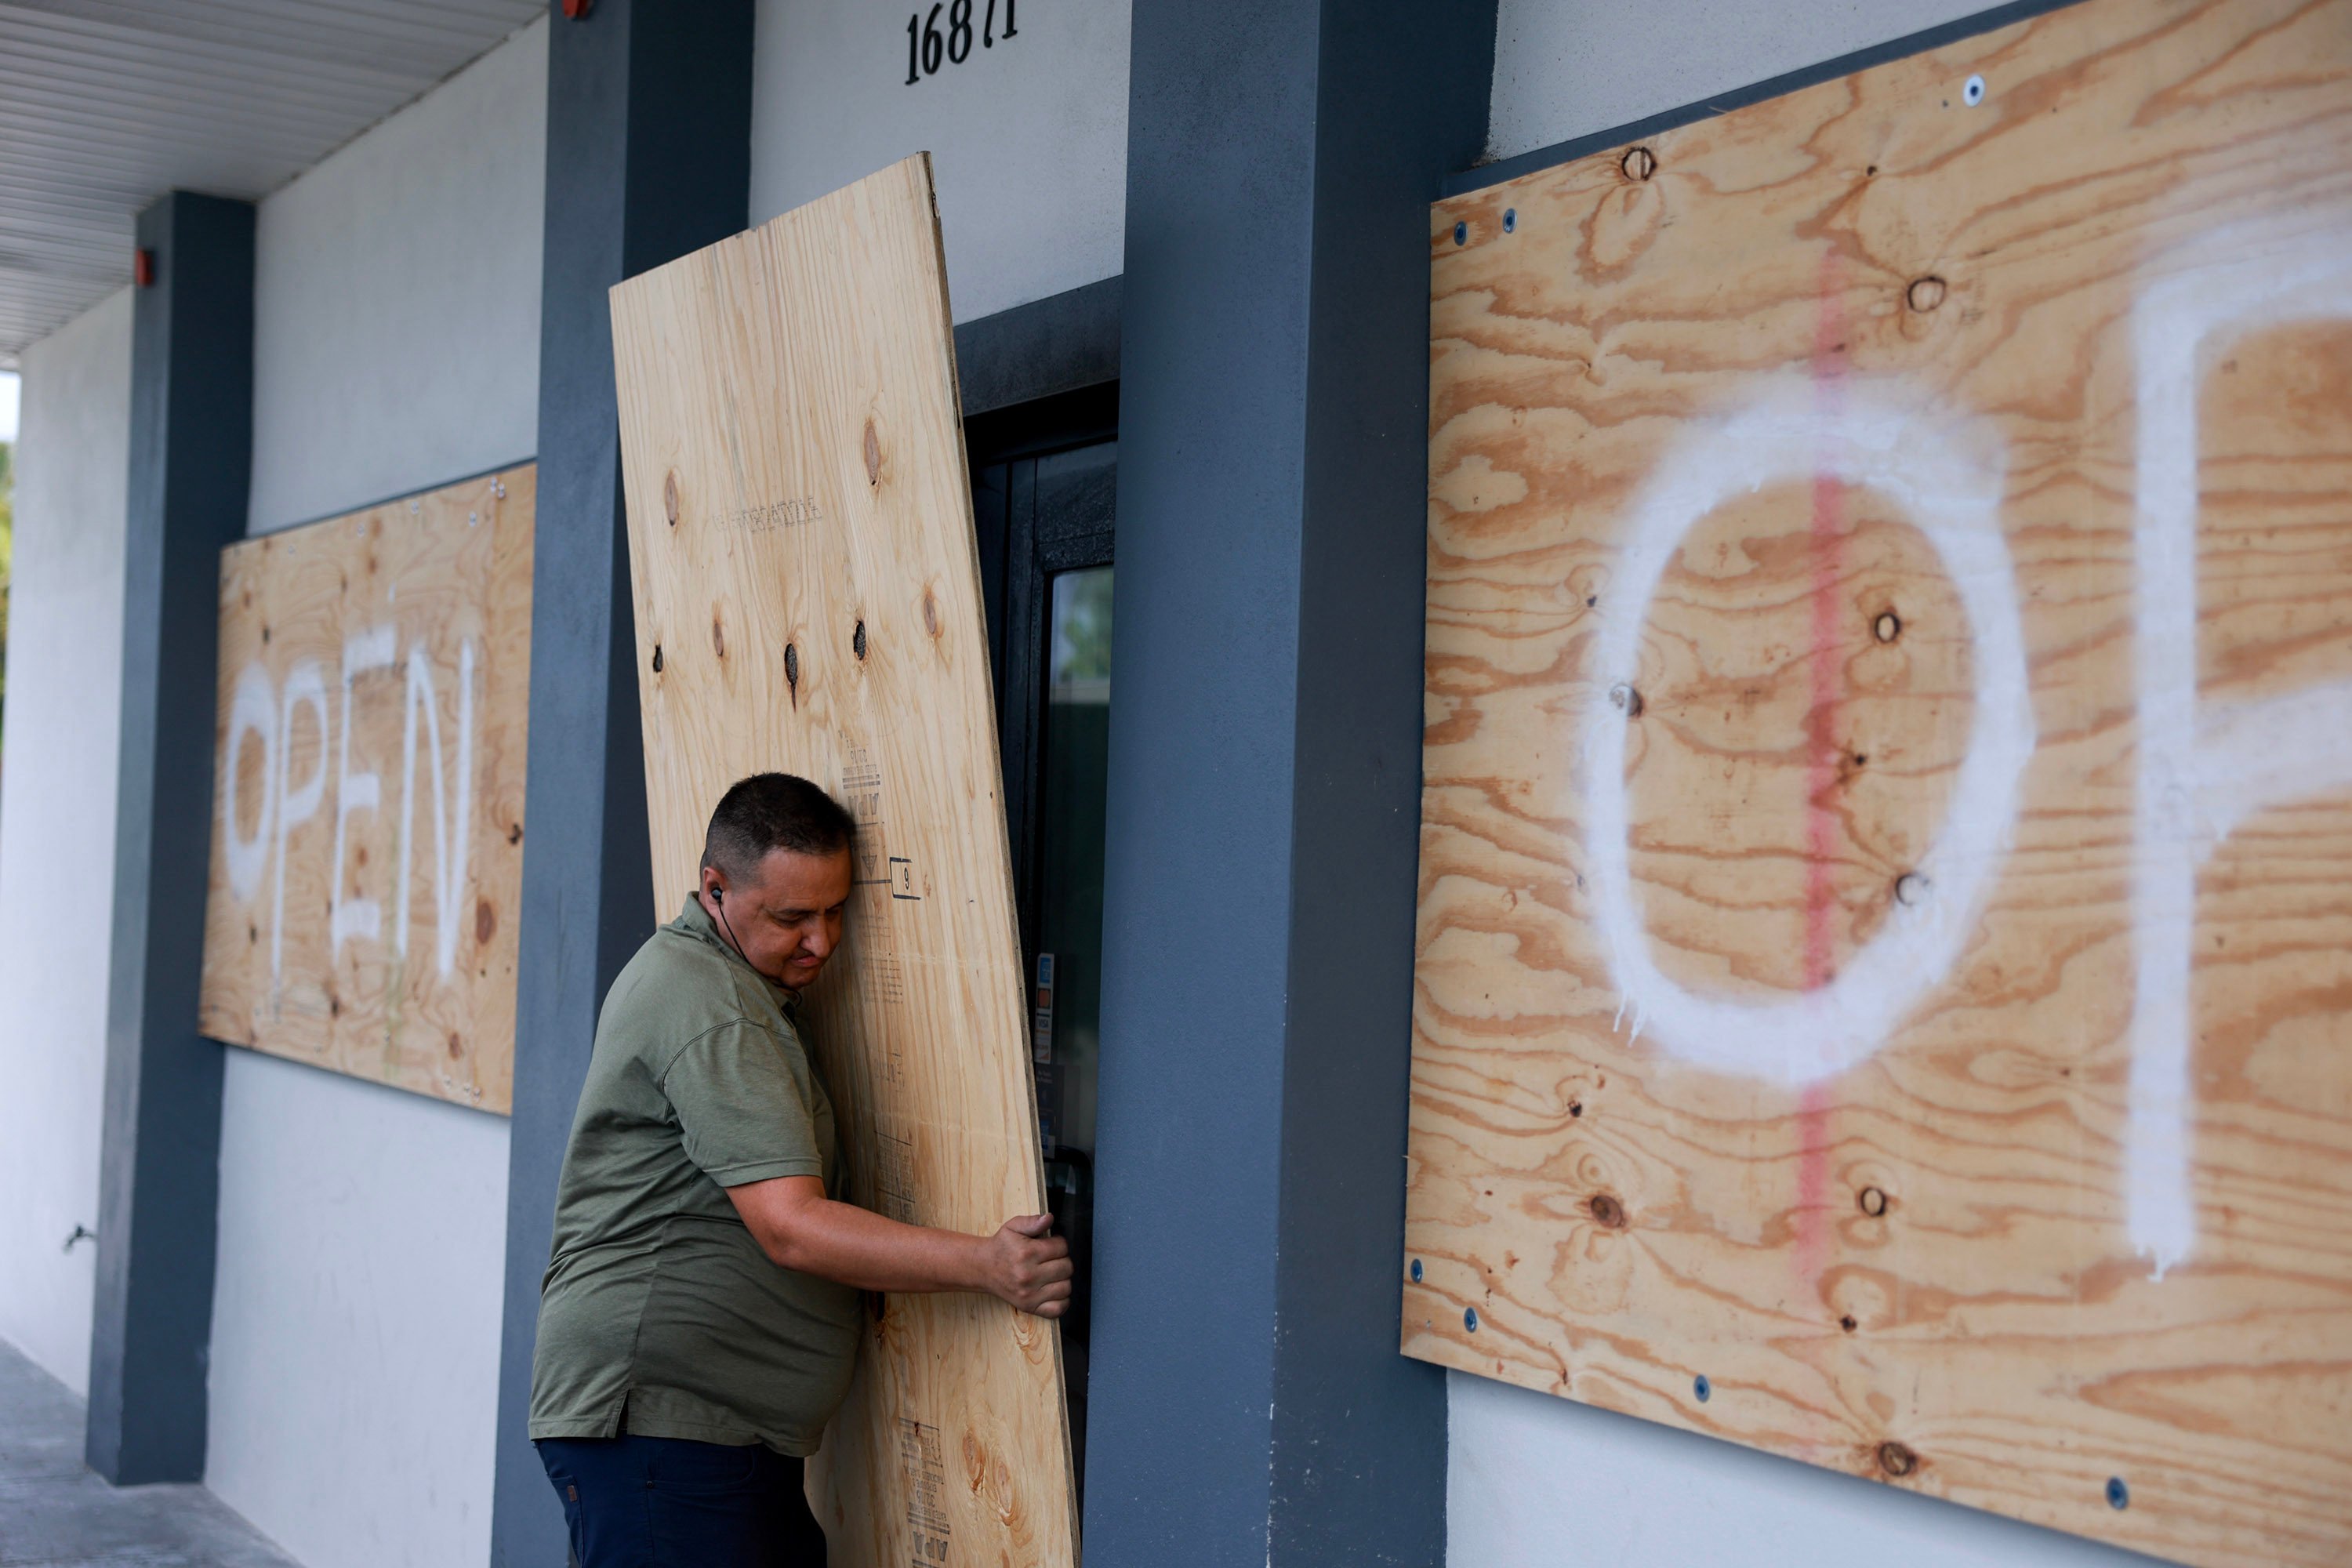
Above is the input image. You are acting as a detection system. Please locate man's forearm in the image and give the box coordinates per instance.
[757,1191,984,1293]
[725,1173,1070,1315]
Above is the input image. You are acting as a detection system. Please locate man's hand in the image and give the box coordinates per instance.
[977,1215,1073,1318]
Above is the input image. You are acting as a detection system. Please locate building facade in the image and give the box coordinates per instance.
[0,3,2235,1566]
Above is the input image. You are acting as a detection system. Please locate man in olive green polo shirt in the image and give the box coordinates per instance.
[531,771,1069,1566]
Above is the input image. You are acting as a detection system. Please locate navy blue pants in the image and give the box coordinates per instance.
[538,1435,828,1567]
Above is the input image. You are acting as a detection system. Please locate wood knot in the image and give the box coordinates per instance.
[1608,682,1643,717]
[1840,1314,1858,1332]
[1906,275,1947,313]
[448,1031,463,1059]
[651,644,663,674]
[922,588,941,638]
[853,619,867,660]
[663,470,681,525]
[1858,1186,1889,1217]
[1588,1192,1628,1229]
[1622,146,1657,181]
[785,642,800,697]
[711,618,726,658]
[475,899,497,945]
[1873,610,1901,643]
[1878,1441,1918,1478]
[864,419,882,486]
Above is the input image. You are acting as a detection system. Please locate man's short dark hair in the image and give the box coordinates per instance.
[702,772,856,881]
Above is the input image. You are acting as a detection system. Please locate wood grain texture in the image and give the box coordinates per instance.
[608,155,1076,1568]
[198,465,534,1112]
[1405,2,2352,1563]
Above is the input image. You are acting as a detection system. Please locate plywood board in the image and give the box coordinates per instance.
[1405,1,2352,1563]
[608,155,1076,1568]
[198,465,534,1112]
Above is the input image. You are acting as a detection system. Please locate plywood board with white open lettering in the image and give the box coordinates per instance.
[199,465,534,1112]
[608,155,1076,1568]
[1404,1,2352,1563]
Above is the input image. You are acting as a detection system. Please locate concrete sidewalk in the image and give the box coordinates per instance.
[0,1338,298,1568]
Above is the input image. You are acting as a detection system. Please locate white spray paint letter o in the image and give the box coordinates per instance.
[221,664,278,903]
[1581,377,2037,1086]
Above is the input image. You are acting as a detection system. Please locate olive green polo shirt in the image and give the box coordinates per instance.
[528,895,860,1455]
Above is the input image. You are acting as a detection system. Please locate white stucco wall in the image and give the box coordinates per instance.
[208,1059,512,1568]
[205,20,546,1568]
[1452,1374,2165,1568]
[1487,0,1992,160]
[750,0,1130,324]
[246,17,546,532]
[0,289,132,1396]
[1453,5,2169,1567]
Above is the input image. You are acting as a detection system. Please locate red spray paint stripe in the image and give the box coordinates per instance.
[1795,255,1849,1278]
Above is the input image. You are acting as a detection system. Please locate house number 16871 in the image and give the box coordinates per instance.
[905,0,1017,84]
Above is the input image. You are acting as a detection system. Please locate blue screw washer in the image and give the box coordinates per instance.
[1453,220,1468,246]
[2107,1477,2129,1510]
[1465,1306,1479,1331]
[1410,1258,1424,1283]
[1503,208,1517,233]
[1694,1374,1711,1403]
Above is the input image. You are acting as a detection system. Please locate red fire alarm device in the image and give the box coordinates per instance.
[132,248,155,289]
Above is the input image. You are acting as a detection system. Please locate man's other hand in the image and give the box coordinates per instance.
[980,1215,1073,1317]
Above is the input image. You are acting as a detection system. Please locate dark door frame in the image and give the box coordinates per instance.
[969,394,1118,957]
[956,279,1121,957]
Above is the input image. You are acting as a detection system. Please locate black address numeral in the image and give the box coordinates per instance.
[906,0,1014,84]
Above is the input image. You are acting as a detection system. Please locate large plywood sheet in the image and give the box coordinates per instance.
[609,156,1076,1568]
[1405,1,2352,1563]
[199,465,534,1112]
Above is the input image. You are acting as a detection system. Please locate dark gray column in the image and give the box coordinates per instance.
[1087,2,1494,1563]
[88,191,254,1485]
[490,3,753,1562]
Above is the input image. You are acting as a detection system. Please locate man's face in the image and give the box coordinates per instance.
[699,846,854,990]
